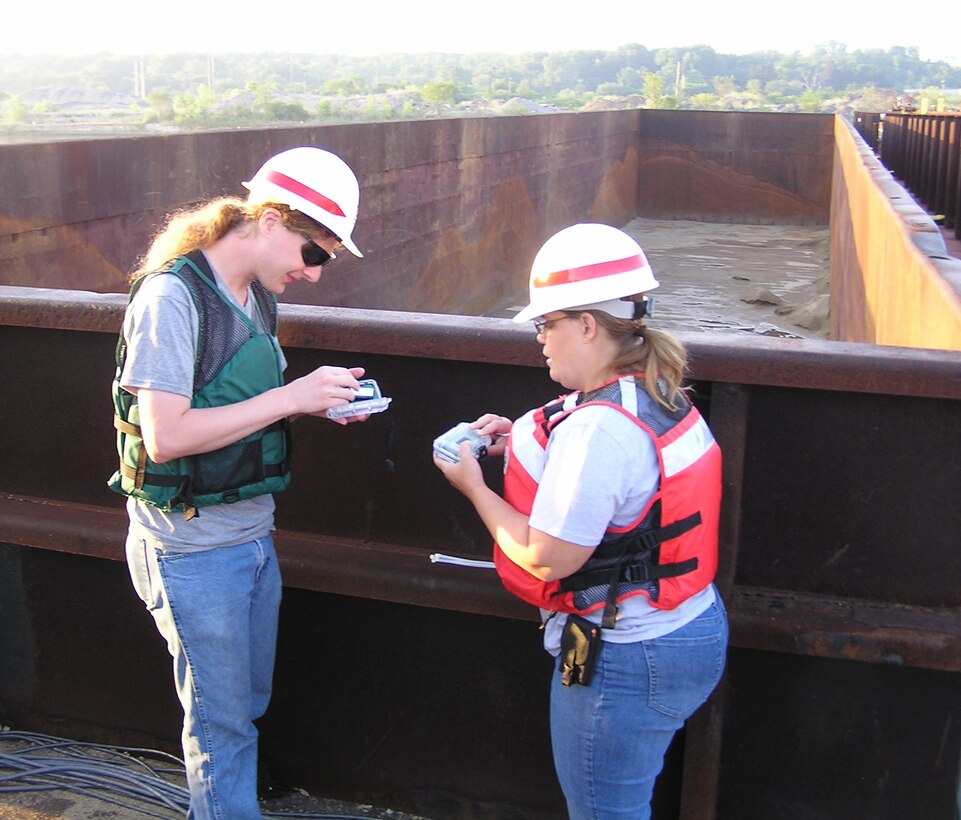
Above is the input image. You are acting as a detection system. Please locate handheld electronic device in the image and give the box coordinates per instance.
[326,379,392,420]
[432,422,493,464]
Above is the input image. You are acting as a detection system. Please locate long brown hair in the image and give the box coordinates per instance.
[580,299,690,411]
[132,198,330,281]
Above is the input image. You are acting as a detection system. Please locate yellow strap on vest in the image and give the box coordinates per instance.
[135,445,148,490]
[113,415,141,438]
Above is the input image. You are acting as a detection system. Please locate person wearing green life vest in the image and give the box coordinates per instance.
[110,146,366,820]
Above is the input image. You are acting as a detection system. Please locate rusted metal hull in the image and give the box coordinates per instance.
[880,111,961,236]
[635,110,833,225]
[0,288,958,818]
[0,112,832,314]
[832,116,961,350]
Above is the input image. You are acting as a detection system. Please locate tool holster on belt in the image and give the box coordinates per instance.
[559,613,601,687]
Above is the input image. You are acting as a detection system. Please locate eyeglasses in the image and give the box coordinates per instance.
[301,236,336,268]
[533,315,579,334]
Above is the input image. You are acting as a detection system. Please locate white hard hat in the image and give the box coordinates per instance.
[513,223,659,323]
[243,146,363,257]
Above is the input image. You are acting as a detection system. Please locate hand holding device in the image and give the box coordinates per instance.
[326,379,392,420]
[432,422,493,464]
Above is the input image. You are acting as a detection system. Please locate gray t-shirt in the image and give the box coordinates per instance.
[120,261,283,552]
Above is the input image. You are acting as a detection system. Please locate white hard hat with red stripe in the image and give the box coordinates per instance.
[514,223,658,323]
[243,146,363,257]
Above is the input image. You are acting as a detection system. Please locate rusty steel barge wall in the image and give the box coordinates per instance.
[0,114,641,313]
[879,111,961,240]
[1,288,959,819]
[15,110,961,352]
[831,116,961,349]
[635,110,833,224]
[0,110,833,317]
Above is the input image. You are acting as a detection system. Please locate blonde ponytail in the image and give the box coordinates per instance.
[589,309,690,411]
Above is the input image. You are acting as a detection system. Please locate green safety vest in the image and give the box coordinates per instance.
[108,251,291,516]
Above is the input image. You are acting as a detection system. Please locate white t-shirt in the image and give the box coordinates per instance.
[527,399,714,654]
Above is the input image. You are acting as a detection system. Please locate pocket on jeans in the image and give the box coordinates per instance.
[126,536,162,611]
[644,628,726,720]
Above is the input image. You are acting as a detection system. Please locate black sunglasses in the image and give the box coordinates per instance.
[301,236,336,267]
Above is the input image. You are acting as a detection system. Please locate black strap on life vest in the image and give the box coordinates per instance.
[539,387,701,627]
[539,399,567,439]
[561,511,702,629]
[115,420,289,490]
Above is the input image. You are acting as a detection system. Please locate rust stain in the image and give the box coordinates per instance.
[0,215,127,292]
[588,145,639,225]
[637,153,817,223]
[406,176,540,315]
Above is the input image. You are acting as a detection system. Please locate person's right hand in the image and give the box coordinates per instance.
[287,365,364,417]
[469,413,513,458]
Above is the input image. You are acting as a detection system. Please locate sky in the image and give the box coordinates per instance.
[2,0,958,64]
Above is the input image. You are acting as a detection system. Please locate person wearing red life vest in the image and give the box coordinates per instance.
[433,223,729,820]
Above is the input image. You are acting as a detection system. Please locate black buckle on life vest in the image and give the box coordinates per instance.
[622,556,699,584]
[167,478,198,521]
[562,512,702,593]
[564,511,703,629]
[539,400,567,438]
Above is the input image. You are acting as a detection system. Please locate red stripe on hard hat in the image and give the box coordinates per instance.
[264,169,346,217]
[535,254,645,287]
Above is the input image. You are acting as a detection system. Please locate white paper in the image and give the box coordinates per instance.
[429,553,495,569]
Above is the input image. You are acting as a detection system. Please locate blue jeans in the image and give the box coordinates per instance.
[550,596,728,820]
[126,533,282,820]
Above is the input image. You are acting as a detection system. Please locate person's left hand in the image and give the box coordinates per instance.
[318,410,371,426]
[433,441,485,496]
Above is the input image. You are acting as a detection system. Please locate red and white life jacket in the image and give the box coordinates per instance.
[493,376,721,623]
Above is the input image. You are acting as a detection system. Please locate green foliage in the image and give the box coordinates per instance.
[2,44,959,134]
[421,81,457,107]
[501,100,532,116]
[551,88,589,108]
[172,85,215,125]
[263,99,309,120]
[798,90,824,113]
[688,92,719,110]
[712,75,736,96]
[364,95,396,121]
[642,71,665,108]
[3,94,28,125]
[618,66,644,92]
[146,89,174,122]
[323,76,366,96]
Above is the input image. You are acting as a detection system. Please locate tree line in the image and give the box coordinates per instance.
[2,42,959,129]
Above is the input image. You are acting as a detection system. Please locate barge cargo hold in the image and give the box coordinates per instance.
[1,109,959,819]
